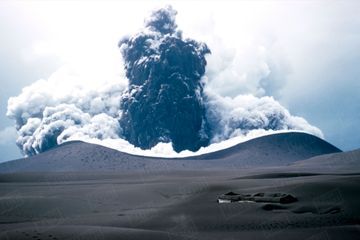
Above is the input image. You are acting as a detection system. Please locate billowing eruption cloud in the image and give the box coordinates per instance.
[119,6,211,152]
[6,70,125,156]
[6,6,323,157]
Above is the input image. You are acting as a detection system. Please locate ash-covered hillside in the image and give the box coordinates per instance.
[0,132,341,173]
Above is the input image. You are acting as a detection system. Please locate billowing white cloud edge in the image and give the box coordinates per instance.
[68,129,314,158]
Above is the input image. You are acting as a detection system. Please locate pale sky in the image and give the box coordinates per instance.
[0,0,359,161]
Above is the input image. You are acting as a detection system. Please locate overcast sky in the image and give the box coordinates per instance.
[0,0,359,162]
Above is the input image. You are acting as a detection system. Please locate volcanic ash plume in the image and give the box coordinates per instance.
[7,6,323,157]
[119,6,211,152]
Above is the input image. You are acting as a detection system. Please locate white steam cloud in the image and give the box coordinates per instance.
[7,66,126,156]
[204,90,323,143]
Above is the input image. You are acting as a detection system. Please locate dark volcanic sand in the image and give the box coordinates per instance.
[0,168,359,240]
[0,133,359,240]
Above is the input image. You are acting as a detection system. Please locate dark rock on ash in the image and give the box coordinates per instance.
[218,192,297,204]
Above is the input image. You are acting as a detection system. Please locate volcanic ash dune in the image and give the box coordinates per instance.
[0,132,359,240]
[0,132,341,173]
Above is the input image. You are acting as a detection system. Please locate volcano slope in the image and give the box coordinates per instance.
[1,132,359,240]
[0,132,341,172]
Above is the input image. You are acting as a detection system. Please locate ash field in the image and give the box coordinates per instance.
[0,132,360,240]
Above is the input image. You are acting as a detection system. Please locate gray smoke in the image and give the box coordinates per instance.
[119,6,211,152]
[6,6,323,157]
